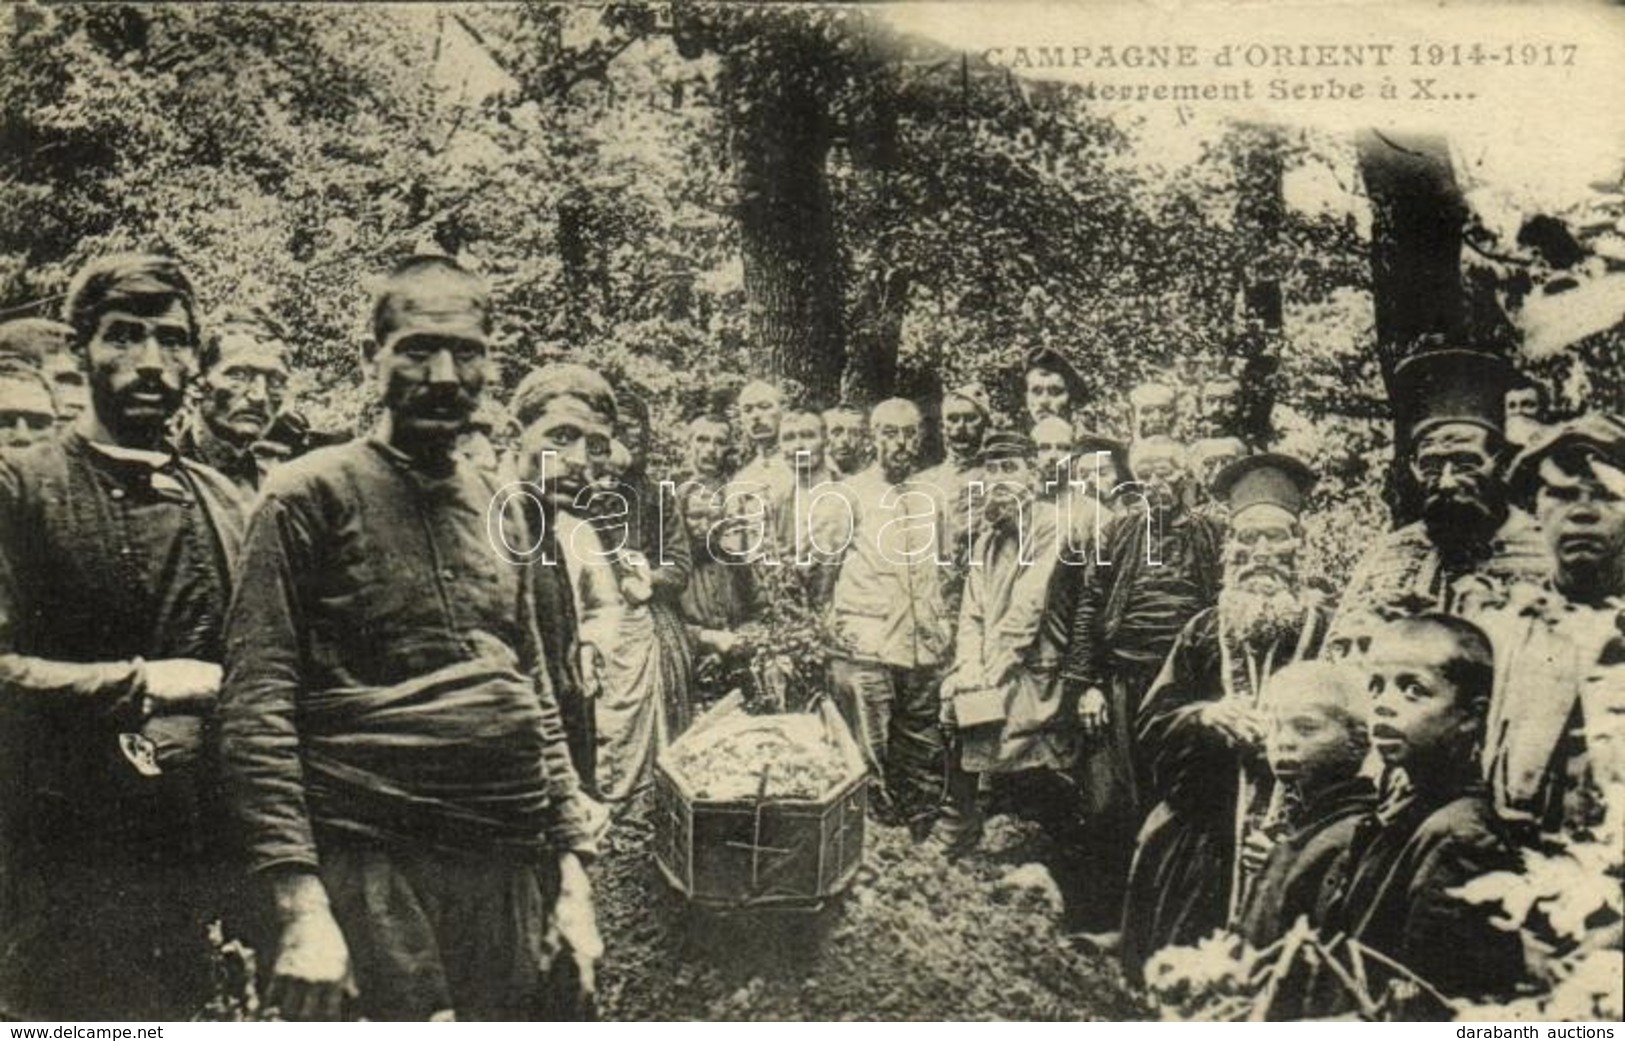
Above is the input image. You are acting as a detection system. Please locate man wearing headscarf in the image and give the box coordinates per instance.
[1329,350,1552,648]
[220,257,602,1021]
[176,307,293,494]
[0,254,247,1019]
[1121,454,1331,980]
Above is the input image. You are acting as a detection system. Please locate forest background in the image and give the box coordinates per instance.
[2,1,1624,584]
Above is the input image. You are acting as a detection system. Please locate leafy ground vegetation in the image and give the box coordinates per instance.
[594,801,1145,1022]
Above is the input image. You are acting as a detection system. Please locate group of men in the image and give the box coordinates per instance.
[659,344,1621,1017]
[0,250,1619,1022]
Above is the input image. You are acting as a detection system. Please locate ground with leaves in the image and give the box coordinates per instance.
[593,799,1145,1021]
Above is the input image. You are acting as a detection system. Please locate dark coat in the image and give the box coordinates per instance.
[1120,603,1331,981]
[1238,776,1375,948]
[1313,783,1526,1017]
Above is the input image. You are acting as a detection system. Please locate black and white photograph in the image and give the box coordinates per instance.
[0,0,1622,1025]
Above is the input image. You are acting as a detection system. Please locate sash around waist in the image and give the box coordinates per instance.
[298,658,559,856]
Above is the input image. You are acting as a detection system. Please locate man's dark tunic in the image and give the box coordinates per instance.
[220,438,597,1020]
[0,432,244,1019]
[1120,604,1330,979]
[1061,508,1226,817]
[1052,507,1223,930]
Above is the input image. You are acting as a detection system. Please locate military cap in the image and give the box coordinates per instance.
[1508,412,1625,498]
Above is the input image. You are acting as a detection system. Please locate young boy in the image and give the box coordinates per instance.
[1238,660,1375,948]
[1314,615,1525,1016]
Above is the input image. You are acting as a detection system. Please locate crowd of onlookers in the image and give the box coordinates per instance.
[0,251,1620,1021]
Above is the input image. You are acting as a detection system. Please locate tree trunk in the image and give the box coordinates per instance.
[841,64,908,410]
[1356,130,1470,524]
[725,42,846,406]
[1230,124,1287,449]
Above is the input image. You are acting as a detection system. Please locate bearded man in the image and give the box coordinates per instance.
[1197,374,1244,440]
[1119,454,1330,980]
[0,254,246,1019]
[1479,414,1625,839]
[1059,435,1225,933]
[177,308,292,494]
[1330,350,1551,647]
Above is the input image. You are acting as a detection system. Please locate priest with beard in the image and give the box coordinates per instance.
[1120,453,1331,982]
[1329,349,1551,649]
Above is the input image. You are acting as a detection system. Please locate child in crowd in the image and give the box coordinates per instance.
[1313,615,1525,1017]
[1238,659,1375,948]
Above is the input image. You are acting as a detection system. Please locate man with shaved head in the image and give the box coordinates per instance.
[828,397,951,835]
